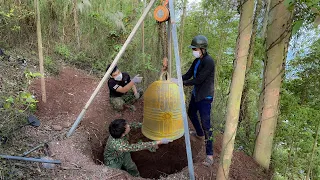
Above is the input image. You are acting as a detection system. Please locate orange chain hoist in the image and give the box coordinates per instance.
[153,0,170,22]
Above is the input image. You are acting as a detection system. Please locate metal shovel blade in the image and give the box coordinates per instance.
[27,115,40,127]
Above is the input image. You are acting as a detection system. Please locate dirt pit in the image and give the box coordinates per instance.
[90,128,202,179]
[130,131,190,179]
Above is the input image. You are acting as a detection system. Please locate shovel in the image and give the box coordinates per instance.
[0,115,40,144]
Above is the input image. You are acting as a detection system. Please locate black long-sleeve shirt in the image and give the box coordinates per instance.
[182,53,215,102]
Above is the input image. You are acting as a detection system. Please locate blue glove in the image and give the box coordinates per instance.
[160,138,173,144]
[134,92,140,99]
[132,74,143,83]
[170,78,178,84]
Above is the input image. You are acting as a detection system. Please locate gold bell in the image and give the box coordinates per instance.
[142,72,184,141]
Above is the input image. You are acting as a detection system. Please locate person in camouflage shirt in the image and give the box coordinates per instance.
[104,119,172,177]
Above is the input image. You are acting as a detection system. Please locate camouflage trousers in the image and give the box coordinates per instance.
[107,152,140,177]
[110,91,136,111]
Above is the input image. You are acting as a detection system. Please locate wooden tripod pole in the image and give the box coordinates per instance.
[67,0,157,137]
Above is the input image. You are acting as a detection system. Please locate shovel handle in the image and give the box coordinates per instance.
[0,154,61,164]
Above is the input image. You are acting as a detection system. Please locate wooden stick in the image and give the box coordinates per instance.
[35,0,46,103]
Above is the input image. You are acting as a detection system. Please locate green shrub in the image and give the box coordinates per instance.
[44,56,60,75]
[54,44,72,59]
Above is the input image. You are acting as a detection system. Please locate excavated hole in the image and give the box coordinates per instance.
[130,129,191,179]
[90,128,201,179]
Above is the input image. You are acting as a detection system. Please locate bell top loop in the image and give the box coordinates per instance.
[159,71,171,81]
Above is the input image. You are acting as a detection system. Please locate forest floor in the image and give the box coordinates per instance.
[1,53,270,179]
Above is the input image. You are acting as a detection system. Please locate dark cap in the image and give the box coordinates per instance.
[106,64,118,74]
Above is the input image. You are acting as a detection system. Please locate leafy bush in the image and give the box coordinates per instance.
[0,70,40,144]
[44,56,60,75]
[54,44,72,59]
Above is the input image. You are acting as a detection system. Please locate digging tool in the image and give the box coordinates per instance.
[0,154,61,164]
[0,115,40,144]
[21,143,48,157]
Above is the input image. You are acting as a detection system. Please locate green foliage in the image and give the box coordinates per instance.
[0,65,39,153]
[288,39,320,109]
[0,2,35,46]
[273,90,319,179]
[286,0,320,34]
[272,37,320,179]
[45,56,60,75]
[55,44,72,59]
[292,20,303,35]
[24,71,42,79]
[3,92,38,113]
[2,71,42,113]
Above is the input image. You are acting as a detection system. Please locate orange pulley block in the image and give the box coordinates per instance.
[153,0,170,22]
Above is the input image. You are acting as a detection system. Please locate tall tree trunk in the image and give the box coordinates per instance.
[73,0,80,50]
[35,0,46,103]
[284,132,296,178]
[142,0,146,89]
[214,29,227,98]
[179,0,188,58]
[261,0,271,38]
[61,7,66,43]
[253,0,293,169]
[257,0,271,132]
[306,122,320,180]
[239,0,261,141]
[216,0,255,179]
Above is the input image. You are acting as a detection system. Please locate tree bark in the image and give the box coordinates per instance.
[61,2,69,43]
[35,0,46,103]
[216,0,255,179]
[257,0,271,131]
[261,0,271,38]
[73,0,80,50]
[306,122,320,180]
[253,0,293,169]
[179,0,188,58]
[239,0,261,141]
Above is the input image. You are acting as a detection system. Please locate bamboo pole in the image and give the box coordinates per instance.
[35,0,46,103]
[168,0,194,179]
[73,0,80,50]
[142,0,146,89]
[179,0,187,58]
[67,0,157,137]
[306,121,320,180]
[216,0,255,179]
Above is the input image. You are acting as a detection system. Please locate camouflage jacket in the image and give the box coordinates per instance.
[104,122,158,165]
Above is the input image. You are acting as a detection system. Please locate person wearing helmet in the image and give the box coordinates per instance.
[183,35,215,167]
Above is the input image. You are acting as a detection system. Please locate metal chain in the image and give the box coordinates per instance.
[157,0,169,79]
[157,22,168,58]
[157,0,168,59]
[157,22,163,57]
[162,22,168,58]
